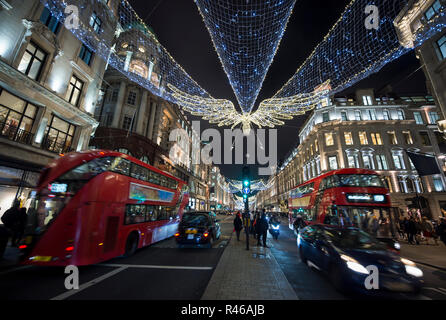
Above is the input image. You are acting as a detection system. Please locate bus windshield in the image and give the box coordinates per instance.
[336,174,385,188]
[25,156,118,235]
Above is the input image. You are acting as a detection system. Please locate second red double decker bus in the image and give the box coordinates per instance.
[288,168,397,237]
[19,150,189,266]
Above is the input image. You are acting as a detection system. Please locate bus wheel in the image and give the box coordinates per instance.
[124,232,139,257]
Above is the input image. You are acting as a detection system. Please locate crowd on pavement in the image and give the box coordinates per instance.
[233,209,281,248]
[396,215,446,246]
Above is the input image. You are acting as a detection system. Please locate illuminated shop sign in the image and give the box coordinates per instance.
[346,193,386,203]
[49,183,68,193]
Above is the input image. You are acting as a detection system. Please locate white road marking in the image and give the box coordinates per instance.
[99,263,214,270]
[0,265,32,276]
[307,260,321,271]
[424,287,446,296]
[50,266,128,300]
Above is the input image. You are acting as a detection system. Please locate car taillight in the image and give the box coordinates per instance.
[65,246,74,252]
[19,245,27,250]
[174,232,180,237]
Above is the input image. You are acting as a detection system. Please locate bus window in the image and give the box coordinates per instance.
[112,158,131,176]
[148,171,160,185]
[125,204,146,225]
[146,206,157,221]
[130,164,149,181]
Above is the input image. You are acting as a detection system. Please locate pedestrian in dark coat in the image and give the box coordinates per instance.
[233,212,243,241]
[257,213,269,247]
[407,217,418,245]
[438,218,446,246]
[0,225,11,259]
[1,201,21,247]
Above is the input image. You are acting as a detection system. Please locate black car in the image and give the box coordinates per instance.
[175,211,221,248]
[297,224,424,296]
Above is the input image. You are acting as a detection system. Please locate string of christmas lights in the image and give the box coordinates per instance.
[41,0,212,105]
[194,0,297,114]
[273,0,411,99]
[40,0,446,132]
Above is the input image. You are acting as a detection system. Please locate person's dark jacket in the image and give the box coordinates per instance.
[234,215,243,232]
[257,215,269,233]
[1,206,20,230]
[407,219,418,234]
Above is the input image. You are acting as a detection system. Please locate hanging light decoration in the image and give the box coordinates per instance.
[40,0,446,130]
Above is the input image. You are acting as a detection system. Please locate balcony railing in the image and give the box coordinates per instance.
[0,121,34,145]
[41,135,74,154]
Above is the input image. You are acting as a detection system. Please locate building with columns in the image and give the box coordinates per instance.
[0,0,119,216]
[395,0,446,129]
[258,89,446,219]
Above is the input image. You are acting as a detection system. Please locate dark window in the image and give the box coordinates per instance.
[40,7,61,34]
[425,0,441,20]
[420,132,432,146]
[79,44,94,65]
[437,35,446,60]
[127,91,137,105]
[90,12,102,33]
[122,115,133,131]
[17,42,47,81]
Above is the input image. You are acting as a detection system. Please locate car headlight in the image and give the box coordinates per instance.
[401,258,423,277]
[341,254,369,274]
[394,242,401,250]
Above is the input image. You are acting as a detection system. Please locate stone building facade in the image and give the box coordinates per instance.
[257,89,446,219]
[0,0,118,216]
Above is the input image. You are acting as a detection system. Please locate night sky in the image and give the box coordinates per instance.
[128,0,428,180]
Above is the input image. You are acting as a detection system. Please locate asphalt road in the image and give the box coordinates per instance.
[268,217,446,300]
[0,215,235,300]
[1,214,446,300]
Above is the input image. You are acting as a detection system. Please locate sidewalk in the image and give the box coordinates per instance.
[399,241,446,271]
[201,231,298,300]
[0,245,20,271]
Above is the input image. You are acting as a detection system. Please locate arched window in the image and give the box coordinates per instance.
[129,59,149,78]
[116,148,132,156]
[140,155,150,164]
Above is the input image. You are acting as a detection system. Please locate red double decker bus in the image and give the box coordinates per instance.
[19,150,189,266]
[288,168,397,237]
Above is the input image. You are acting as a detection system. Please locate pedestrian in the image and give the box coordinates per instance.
[1,201,21,247]
[257,212,269,247]
[0,224,11,259]
[367,214,379,237]
[415,217,423,245]
[407,217,418,245]
[421,217,435,245]
[438,218,446,246]
[233,212,243,241]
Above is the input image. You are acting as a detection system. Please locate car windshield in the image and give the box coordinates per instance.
[182,213,209,226]
[323,228,386,250]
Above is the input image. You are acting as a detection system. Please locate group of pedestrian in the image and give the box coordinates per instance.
[398,215,446,246]
[232,209,271,247]
[0,201,28,259]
